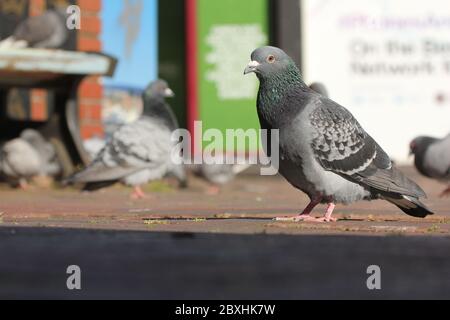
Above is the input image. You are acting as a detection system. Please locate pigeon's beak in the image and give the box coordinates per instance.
[244,61,260,75]
[164,87,175,97]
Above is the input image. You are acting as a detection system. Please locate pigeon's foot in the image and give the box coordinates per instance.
[274,202,337,223]
[130,186,146,200]
[321,203,337,222]
[18,179,31,190]
[439,186,450,198]
[205,185,221,195]
[274,214,334,223]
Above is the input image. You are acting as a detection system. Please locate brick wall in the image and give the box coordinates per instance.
[28,0,104,139]
[77,0,103,140]
[29,0,48,122]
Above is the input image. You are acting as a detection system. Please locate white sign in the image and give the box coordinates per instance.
[302,0,450,162]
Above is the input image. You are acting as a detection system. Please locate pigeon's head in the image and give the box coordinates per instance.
[144,79,175,99]
[244,46,298,79]
[409,136,437,156]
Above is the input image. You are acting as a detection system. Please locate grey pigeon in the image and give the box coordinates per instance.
[309,82,329,98]
[410,134,450,197]
[0,7,67,49]
[193,164,251,194]
[244,46,433,221]
[66,80,187,199]
[20,129,61,177]
[0,138,41,188]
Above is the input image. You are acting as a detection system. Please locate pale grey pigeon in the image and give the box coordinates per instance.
[0,6,67,49]
[66,80,187,199]
[244,46,433,221]
[410,134,450,197]
[20,129,61,177]
[0,138,41,188]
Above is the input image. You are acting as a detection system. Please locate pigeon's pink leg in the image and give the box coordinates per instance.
[440,186,450,198]
[206,185,221,195]
[130,186,146,199]
[316,203,337,222]
[19,179,30,190]
[275,197,321,222]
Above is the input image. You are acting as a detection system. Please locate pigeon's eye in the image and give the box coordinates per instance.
[267,55,275,63]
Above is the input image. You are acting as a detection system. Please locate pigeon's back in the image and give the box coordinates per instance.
[14,9,67,48]
[69,117,173,184]
[424,134,450,181]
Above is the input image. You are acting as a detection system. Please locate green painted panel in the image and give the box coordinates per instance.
[197,0,268,152]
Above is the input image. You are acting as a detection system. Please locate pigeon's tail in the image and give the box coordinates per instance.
[383,195,434,218]
[82,180,117,191]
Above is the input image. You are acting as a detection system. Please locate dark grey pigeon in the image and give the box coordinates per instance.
[309,82,329,98]
[244,46,433,221]
[0,6,67,49]
[66,80,187,199]
[410,134,450,197]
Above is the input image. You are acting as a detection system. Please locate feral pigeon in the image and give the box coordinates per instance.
[410,134,450,197]
[309,82,329,98]
[20,129,61,177]
[193,164,251,194]
[66,80,187,199]
[0,138,41,189]
[244,46,433,221]
[0,6,67,49]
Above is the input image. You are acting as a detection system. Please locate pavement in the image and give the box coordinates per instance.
[0,166,449,299]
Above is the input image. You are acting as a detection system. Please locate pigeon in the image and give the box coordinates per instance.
[244,46,433,221]
[66,80,187,199]
[309,82,329,98]
[20,129,61,177]
[193,164,251,194]
[0,6,67,49]
[0,138,41,189]
[410,134,450,197]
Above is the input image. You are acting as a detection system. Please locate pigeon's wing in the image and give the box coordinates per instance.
[14,13,55,45]
[69,119,172,183]
[309,98,426,198]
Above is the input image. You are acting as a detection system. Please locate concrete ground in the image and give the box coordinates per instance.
[0,166,449,299]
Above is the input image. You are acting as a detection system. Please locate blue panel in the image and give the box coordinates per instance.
[101,0,158,90]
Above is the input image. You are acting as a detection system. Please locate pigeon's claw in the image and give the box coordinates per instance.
[274,214,332,223]
[130,186,146,200]
[440,186,450,198]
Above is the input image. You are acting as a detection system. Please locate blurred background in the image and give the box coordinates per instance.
[0,0,449,166]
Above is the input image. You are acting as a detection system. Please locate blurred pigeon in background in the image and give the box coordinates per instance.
[0,138,41,189]
[0,6,67,49]
[244,46,433,221]
[0,129,61,188]
[410,134,450,197]
[309,82,329,98]
[193,163,251,194]
[66,80,187,199]
[20,129,61,177]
